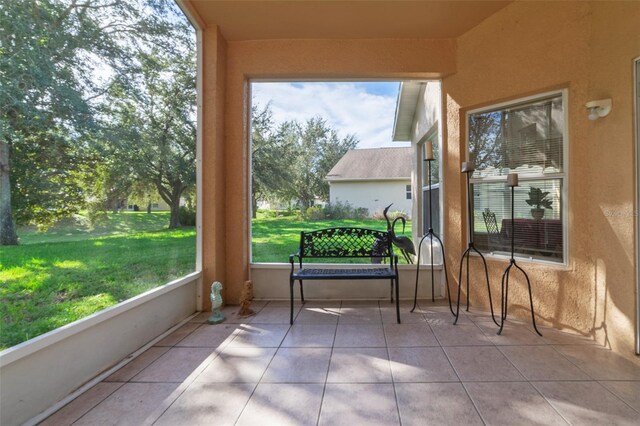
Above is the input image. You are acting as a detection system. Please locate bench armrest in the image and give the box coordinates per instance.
[289,252,302,275]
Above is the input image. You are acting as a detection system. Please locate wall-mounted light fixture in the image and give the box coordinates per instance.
[585,98,612,121]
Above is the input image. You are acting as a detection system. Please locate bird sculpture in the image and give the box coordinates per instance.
[383,203,416,264]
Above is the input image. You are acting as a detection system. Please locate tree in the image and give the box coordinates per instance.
[104,36,196,228]
[287,117,358,210]
[0,0,180,244]
[250,104,294,218]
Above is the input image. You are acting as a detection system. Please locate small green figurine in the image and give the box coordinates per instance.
[207,281,226,324]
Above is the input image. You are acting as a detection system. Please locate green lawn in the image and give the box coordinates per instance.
[251,216,413,263]
[0,212,196,349]
[0,212,411,349]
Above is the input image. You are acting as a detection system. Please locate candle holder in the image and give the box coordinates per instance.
[454,163,498,325]
[411,157,455,316]
[498,174,542,336]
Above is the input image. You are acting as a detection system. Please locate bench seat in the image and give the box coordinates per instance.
[289,227,400,324]
[292,267,396,280]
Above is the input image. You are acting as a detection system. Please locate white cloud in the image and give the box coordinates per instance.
[251,82,409,149]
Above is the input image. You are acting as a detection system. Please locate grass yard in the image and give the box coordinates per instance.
[0,212,196,350]
[251,216,413,263]
[0,211,412,349]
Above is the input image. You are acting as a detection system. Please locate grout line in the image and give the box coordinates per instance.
[147,324,245,424]
[595,380,640,415]
[460,382,488,426]
[380,300,404,426]
[27,312,202,426]
[527,382,573,425]
[316,302,340,426]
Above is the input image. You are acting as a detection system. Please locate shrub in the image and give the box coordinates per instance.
[302,201,369,221]
[179,206,196,226]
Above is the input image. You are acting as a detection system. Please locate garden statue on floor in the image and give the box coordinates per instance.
[238,280,256,317]
[207,281,226,324]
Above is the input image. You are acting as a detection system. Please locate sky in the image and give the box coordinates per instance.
[251,82,410,149]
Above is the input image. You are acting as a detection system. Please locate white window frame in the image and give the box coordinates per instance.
[417,127,443,265]
[465,89,569,266]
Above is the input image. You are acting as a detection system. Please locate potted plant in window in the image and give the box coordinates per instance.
[525,187,553,219]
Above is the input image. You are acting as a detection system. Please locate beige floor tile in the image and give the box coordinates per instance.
[431,323,492,346]
[600,381,640,413]
[383,323,438,347]
[264,300,300,308]
[327,347,392,383]
[534,381,639,426]
[154,322,202,346]
[175,323,240,348]
[236,383,324,426]
[553,345,640,380]
[220,305,257,323]
[73,382,180,426]
[540,327,596,345]
[418,302,457,314]
[381,306,425,324]
[252,307,300,324]
[189,311,212,323]
[395,383,483,425]
[195,346,276,383]
[424,311,470,325]
[338,306,382,323]
[154,382,255,426]
[295,306,340,324]
[443,346,524,382]
[334,323,386,347]
[301,300,342,308]
[227,324,290,348]
[104,347,170,382]
[465,381,568,426]
[499,346,590,381]
[388,347,458,382]
[477,321,547,346]
[262,347,331,383]
[461,308,501,323]
[132,347,216,382]
[281,324,336,347]
[319,384,400,426]
[40,383,124,426]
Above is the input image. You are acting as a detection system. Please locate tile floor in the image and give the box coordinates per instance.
[41,300,640,426]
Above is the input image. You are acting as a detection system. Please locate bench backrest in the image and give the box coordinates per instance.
[299,227,393,259]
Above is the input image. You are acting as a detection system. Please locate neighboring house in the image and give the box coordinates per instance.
[326,147,413,218]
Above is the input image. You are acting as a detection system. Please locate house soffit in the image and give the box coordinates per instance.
[182,1,512,41]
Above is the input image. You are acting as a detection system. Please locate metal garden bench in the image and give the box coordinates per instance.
[289,227,400,324]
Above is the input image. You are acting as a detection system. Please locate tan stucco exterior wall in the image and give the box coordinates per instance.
[441,1,639,358]
[201,38,456,307]
[199,2,639,359]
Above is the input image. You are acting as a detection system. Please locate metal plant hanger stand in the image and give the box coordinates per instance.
[498,173,543,336]
[411,146,455,316]
[454,162,498,326]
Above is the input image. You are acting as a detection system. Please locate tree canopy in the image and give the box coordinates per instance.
[0,0,195,244]
[251,105,359,213]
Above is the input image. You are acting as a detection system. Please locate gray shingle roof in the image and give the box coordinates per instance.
[326,147,412,181]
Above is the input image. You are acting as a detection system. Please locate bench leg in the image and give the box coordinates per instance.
[395,277,401,324]
[389,279,394,303]
[299,280,305,304]
[289,278,295,325]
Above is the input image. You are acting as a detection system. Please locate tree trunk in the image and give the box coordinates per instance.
[252,193,258,219]
[147,203,152,214]
[169,198,180,228]
[0,139,18,245]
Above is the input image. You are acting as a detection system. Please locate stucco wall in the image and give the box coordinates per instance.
[441,1,639,358]
[329,180,412,218]
[198,2,639,359]
[201,37,456,308]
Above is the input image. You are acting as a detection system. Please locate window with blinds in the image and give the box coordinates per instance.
[467,92,566,263]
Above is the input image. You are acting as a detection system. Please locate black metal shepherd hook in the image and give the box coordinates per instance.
[411,145,455,316]
[498,174,542,336]
[454,161,498,326]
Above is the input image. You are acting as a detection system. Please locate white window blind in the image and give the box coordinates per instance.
[468,93,566,263]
